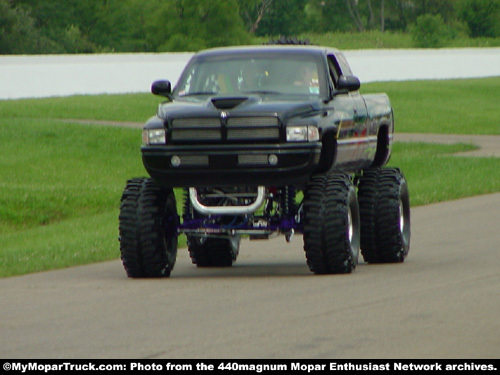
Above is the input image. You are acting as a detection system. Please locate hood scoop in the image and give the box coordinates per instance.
[211,97,249,110]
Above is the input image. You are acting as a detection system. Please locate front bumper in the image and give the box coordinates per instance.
[142,142,322,188]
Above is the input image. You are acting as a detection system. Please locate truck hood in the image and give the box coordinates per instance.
[157,95,325,122]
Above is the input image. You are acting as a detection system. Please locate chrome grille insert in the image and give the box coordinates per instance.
[227,117,279,127]
[172,118,220,128]
[228,128,279,141]
[171,129,220,141]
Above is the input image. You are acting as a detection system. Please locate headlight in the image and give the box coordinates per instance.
[142,129,166,145]
[286,126,319,142]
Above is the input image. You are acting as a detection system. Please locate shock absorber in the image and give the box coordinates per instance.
[289,186,297,217]
[281,186,297,242]
[182,188,192,222]
[281,186,297,217]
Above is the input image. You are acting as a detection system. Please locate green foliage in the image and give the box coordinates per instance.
[410,13,449,48]
[412,0,456,22]
[10,0,103,53]
[304,0,354,33]
[148,0,250,52]
[0,0,59,53]
[2,0,500,54]
[297,31,414,49]
[253,0,309,36]
[92,0,166,52]
[457,0,500,38]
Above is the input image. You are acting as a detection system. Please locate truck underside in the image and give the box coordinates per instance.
[119,168,411,277]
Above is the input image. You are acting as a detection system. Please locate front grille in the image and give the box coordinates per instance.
[227,117,279,127]
[171,129,221,142]
[171,117,221,142]
[227,116,279,141]
[227,128,279,141]
[170,116,280,143]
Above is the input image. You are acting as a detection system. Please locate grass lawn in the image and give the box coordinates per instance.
[1,77,499,277]
[362,77,500,134]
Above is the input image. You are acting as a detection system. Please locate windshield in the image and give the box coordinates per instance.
[174,52,326,99]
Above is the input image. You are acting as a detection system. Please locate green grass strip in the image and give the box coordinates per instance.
[362,77,500,134]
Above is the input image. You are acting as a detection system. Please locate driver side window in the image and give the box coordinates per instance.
[327,55,342,89]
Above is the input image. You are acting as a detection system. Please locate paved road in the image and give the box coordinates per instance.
[1,193,499,359]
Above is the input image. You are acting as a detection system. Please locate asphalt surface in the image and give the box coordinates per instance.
[1,191,499,359]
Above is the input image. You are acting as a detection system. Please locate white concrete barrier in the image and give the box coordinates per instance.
[0,53,192,99]
[345,48,500,83]
[1,48,499,99]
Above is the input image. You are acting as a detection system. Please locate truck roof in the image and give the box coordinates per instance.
[194,44,341,58]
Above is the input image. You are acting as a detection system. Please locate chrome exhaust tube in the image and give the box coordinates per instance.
[189,186,266,215]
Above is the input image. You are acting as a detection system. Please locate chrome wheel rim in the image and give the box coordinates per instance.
[399,198,405,235]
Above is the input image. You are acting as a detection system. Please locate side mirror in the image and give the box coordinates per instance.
[151,80,172,97]
[337,75,361,92]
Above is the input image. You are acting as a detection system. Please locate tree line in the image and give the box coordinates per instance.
[1,0,499,54]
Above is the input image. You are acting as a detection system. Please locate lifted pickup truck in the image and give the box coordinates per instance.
[119,44,411,277]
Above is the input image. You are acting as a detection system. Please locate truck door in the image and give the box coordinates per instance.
[328,54,370,165]
[333,51,369,138]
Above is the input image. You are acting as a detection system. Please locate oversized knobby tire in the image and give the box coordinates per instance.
[187,235,240,267]
[119,178,179,277]
[358,167,411,263]
[302,173,360,274]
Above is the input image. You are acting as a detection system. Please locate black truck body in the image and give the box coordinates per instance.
[119,45,410,278]
[142,45,393,188]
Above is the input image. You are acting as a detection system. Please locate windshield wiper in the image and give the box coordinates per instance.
[242,90,282,95]
[179,91,217,97]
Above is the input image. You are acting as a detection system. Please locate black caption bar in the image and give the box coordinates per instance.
[2,360,498,374]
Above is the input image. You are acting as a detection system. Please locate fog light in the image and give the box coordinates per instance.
[171,155,181,167]
[268,154,278,165]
